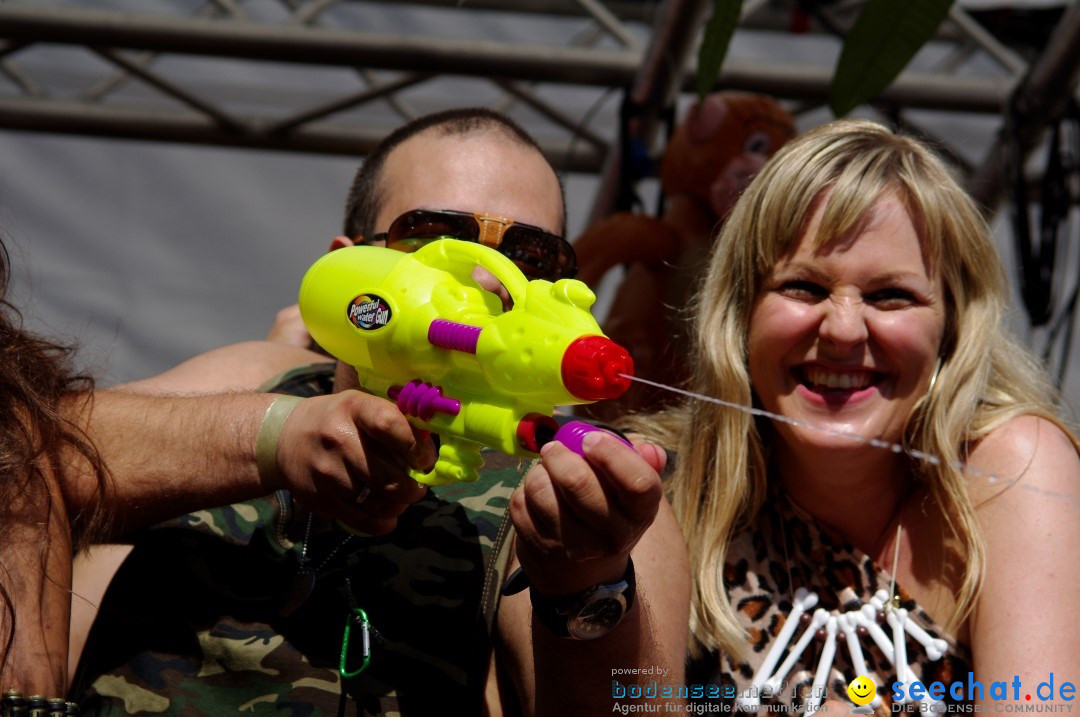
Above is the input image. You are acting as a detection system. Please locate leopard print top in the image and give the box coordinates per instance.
[686,496,973,714]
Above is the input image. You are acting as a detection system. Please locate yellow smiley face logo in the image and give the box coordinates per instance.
[847,675,877,705]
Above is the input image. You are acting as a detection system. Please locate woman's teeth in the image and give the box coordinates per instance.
[802,367,875,390]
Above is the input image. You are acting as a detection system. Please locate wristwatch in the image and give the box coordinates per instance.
[501,558,636,640]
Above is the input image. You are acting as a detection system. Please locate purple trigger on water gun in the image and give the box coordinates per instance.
[551,420,634,456]
[388,381,461,420]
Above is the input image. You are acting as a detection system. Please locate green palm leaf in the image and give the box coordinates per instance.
[696,0,744,101]
[830,0,954,117]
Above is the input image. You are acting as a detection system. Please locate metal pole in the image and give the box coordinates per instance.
[0,5,642,86]
[586,0,708,226]
[704,59,1005,114]
[968,2,1080,212]
[0,96,608,173]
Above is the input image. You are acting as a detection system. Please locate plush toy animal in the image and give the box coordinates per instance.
[574,92,796,419]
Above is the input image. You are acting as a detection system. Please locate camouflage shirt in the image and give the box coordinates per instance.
[72,364,526,715]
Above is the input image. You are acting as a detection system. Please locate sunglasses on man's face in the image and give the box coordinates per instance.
[368,209,577,282]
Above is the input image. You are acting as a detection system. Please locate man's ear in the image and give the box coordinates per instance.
[329,235,357,252]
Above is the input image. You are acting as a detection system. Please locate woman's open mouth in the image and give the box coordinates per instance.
[795,366,883,403]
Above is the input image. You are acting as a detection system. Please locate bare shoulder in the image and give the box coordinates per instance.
[115,341,329,395]
[967,416,1080,601]
[968,414,1080,508]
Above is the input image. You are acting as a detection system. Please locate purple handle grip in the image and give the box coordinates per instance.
[551,420,634,456]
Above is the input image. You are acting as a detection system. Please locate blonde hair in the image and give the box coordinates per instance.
[638,119,1072,657]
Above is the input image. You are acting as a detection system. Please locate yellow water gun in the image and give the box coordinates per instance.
[298,239,634,485]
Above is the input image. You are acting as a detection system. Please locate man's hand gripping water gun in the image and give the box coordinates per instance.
[298,239,635,486]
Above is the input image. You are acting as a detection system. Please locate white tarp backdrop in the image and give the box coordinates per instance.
[0,127,606,385]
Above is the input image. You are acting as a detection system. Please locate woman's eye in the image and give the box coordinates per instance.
[778,280,827,300]
[867,288,917,308]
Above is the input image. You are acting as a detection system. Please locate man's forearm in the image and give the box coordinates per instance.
[497,500,690,717]
[63,390,277,535]
[64,384,434,539]
[61,341,328,534]
[531,590,683,715]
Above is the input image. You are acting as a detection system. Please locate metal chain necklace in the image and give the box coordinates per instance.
[280,511,355,617]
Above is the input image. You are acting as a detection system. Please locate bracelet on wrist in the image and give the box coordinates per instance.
[1,690,79,715]
[255,395,304,490]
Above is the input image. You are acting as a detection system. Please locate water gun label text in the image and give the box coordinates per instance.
[348,295,392,331]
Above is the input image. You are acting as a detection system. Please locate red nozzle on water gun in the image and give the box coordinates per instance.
[561,335,634,401]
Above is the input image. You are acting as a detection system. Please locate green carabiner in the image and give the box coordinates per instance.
[339,607,372,678]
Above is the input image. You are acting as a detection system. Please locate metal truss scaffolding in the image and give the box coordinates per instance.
[0,0,1079,218]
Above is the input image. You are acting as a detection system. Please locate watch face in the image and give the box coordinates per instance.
[567,591,627,640]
